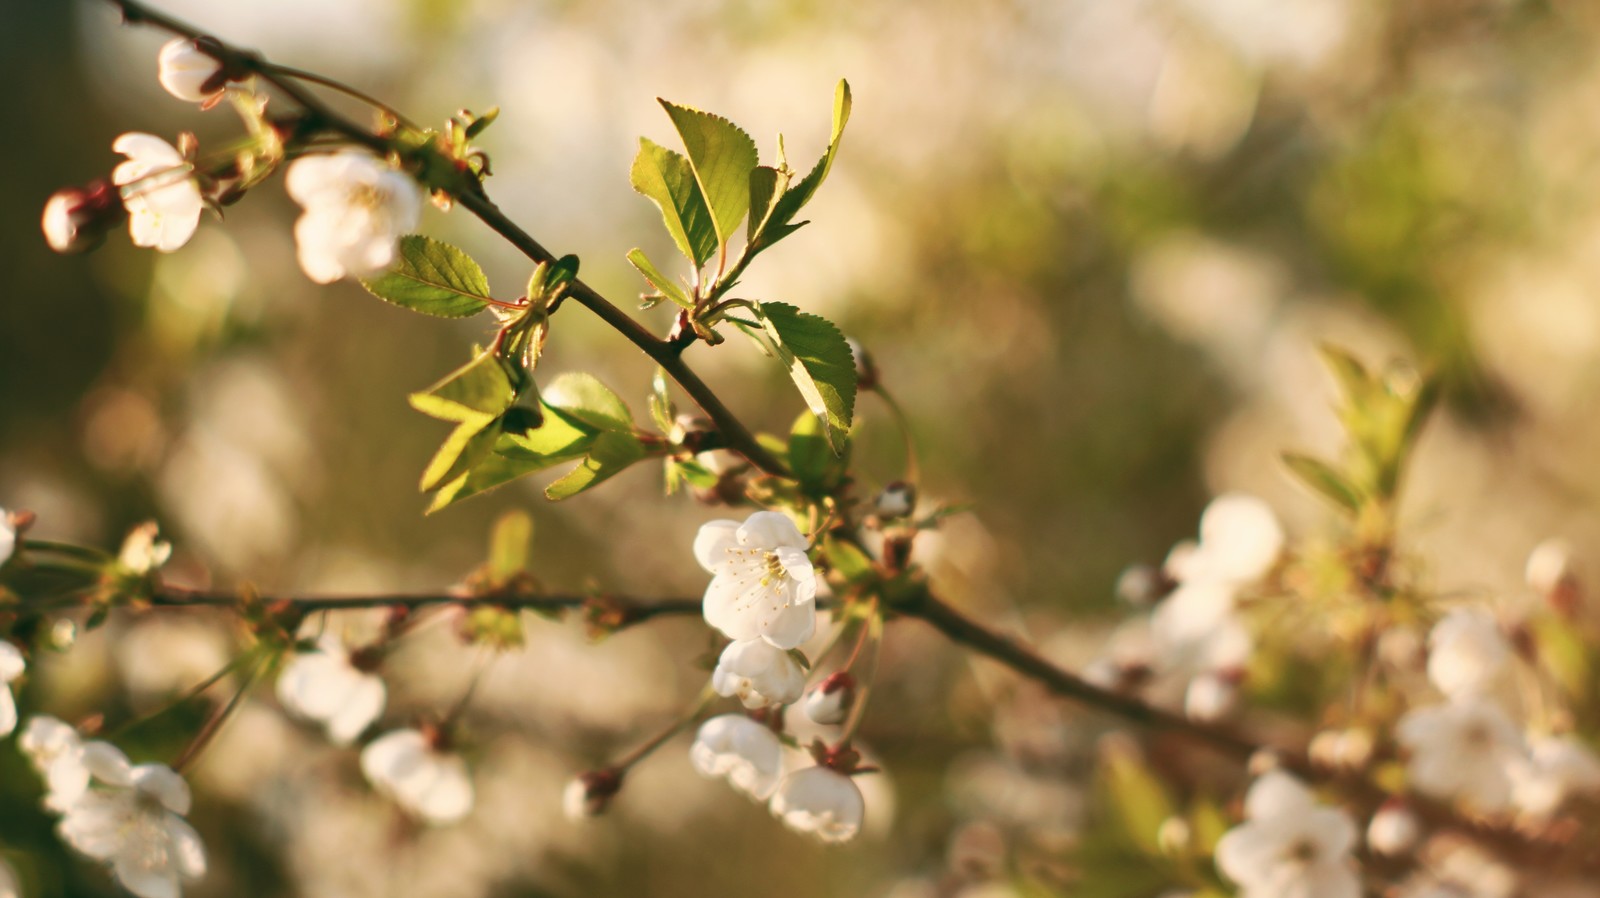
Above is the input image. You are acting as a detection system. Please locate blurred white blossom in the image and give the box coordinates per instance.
[275,637,386,745]
[0,642,22,737]
[0,508,14,565]
[1426,609,1511,701]
[694,511,818,649]
[20,715,92,811]
[689,714,783,801]
[1187,493,1285,586]
[117,522,173,575]
[769,766,865,844]
[157,38,225,104]
[1396,699,1525,813]
[56,744,206,898]
[285,150,422,283]
[1366,802,1419,856]
[1509,734,1600,818]
[1215,771,1359,898]
[361,728,474,824]
[111,133,203,252]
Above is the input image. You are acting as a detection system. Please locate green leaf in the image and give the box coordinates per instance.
[1281,452,1363,513]
[361,235,494,318]
[630,138,717,268]
[427,431,592,513]
[824,536,874,582]
[757,80,852,249]
[1098,741,1175,856]
[626,248,694,310]
[1317,343,1373,407]
[659,100,759,251]
[788,410,847,489]
[503,409,595,458]
[409,352,520,427]
[421,419,503,492]
[546,432,648,501]
[753,302,857,454]
[649,368,676,434]
[487,509,534,583]
[747,165,789,243]
[543,372,635,433]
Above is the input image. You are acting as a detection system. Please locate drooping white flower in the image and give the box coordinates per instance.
[802,672,856,725]
[360,728,473,824]
[1214,771,1360,898]
[157,38,226,104]
[111,133,203,253]
[20,715,92,811]
[57,746,206,898]
[1509,734,1600,818]
[694,511,818,650]
[1396,699,1525,813]
[769,766,866,844]
[274,637,386,746]
[1183,493,1285,586]
[1366,801,1419,856]
[1426,609,1512,701]
[712,639,806,709]
[689,714,784,800]
[0,641,23,738]
[285,150,423,284]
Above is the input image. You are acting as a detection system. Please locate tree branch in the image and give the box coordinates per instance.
[104,0,789,479]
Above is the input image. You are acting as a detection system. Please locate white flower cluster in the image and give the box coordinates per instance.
[686,511,869,842]
[18,717,205,898]
[1087,493,1284,720]
[1395,606,1600,818]
[44,41,422,286]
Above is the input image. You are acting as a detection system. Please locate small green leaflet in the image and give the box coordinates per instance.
[408,351,521,428]
[753,80,852,250]
[752,302,856,455]
[659,100,759,252]
[630,138,718,269]
[626,248,694,310]
[1281,452,1363,514]
[361,235,494,318]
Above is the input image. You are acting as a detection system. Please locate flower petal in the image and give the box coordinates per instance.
[693,520,742,572]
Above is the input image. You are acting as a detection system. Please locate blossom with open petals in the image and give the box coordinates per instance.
[712,639,806,709]
[20,715,92,810]
[689,714,783,800]
[111,133,203,253]
[769,766,866,844]
[1396,699,1525,813]
[275,637,386,746]
[285,150,422,283]
[1182,493,1285,586]
[0,642,23,738]
[360,728,473,824]
[57,745,206,898]
[694,511,818,649]
[1509,734,1600,818]
[1215,771,1359,898]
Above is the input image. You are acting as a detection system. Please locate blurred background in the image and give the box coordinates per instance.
[5,0,1600,895]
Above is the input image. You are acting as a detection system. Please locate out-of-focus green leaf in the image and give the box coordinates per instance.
[1099,740,1175,856]
[1281,452,1363,513]
[361,235,493,318]
[487,509,533,583]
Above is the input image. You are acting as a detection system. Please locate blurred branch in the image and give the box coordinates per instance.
[104,0,789,479]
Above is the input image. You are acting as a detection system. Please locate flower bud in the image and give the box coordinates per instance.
[41,180,125,254]
[874,482,916,519]
[769,765,866,843]
[803,671,856,725]
[847,337,879,391]
[563,767,624,820]
[157,38,227,104]
[1366,800,1419,856]
[712,639,806,709]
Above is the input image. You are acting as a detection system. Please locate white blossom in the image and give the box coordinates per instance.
[1183,671,1238,722]
[274,637,386,746]
[1509,734,1600,818]
[111,133,203,253]
[157,38,225,104]
[712,639,806,709]
[0,507,13,566]
[1214,771,1360,898]
[769,766,866,844]
[1150,580,1252,673]
[1426,609,1512,701]
[689,714,784,800]
[57,746,206,898]
[1396,699,1525,813]
[1184,493,1285,586]
[285,150,423,284]
[694,511,818,649]
[1525,538,1573,597]
[118,521,173,575]
[20,715,92,811]
[802,673,855,725]
[360,728,474,824]
[0,641,23,738]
